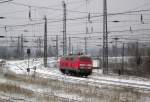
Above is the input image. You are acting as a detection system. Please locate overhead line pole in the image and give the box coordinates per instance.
[17,36,20,58]
[85,0,88,35]
[114,37,119,70]
[62,1,67,56]
[44,16,47,67]
[121,43,125,75]
[20,34,24,59]
[103,0,108,74]
[84,37,87,55]
[68,37,71,55]
[56,35,59,59]
[37,37,42,57]
[0,0,13,3]
[85,0,88,55]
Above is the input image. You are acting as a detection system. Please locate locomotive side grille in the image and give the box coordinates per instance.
[80,64,92,67]
[79,64,92,69]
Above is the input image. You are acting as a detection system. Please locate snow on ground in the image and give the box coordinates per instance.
[4,57,150,90]
[1,57,150,101]
[5,57,57,75]
[108,56,130,63]
[56,93,82,101]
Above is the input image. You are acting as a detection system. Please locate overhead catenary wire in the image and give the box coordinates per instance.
[0,1,150,62]
[0,0,13,3]
[1,6,150,22]
[0,1,150,45]
[0,15,101,28]
[9,1,100,14]
[9,1,150,15]
[1,1,150,20]
[1,8,150,29]
[127,1,150,11]
[3,14,150,29]
[0,9,28,15]
[2,26,150,38]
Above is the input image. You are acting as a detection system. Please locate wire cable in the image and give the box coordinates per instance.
[0,0,13,3]
[9,1,100,14]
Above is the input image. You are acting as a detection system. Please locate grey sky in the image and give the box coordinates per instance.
[0,0,150,50]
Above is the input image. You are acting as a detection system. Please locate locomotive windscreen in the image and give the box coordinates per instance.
[80,57,91,61]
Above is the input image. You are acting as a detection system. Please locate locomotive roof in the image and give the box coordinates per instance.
[62,55,91,59]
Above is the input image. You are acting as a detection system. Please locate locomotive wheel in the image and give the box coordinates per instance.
[69,70,74,76]
[79,70,92,77]
[60,69,65,74]
[76,71,84,77]
[65,70,70,75]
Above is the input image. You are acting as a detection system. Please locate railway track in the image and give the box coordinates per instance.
[35,91,81,102]
[0,94,32,102]
[0,84,81,102]
[7,60,150,91]
[36,69,150,91]
[5,60,150,102]
[89,76,150,90]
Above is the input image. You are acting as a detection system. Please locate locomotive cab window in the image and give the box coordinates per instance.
[80,57,91,61]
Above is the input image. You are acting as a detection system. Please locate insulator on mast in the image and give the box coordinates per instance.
[5,26,7,32]
[91,26,93,33]
[140,14,144,24]
[130,26,133,33]
[29,6,32,21]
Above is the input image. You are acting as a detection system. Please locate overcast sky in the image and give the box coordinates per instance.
[0,0,150,50]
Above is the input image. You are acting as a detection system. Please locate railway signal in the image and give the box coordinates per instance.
[27,48,31,74]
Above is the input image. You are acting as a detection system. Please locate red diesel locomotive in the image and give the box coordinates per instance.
[59,55,93,76]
